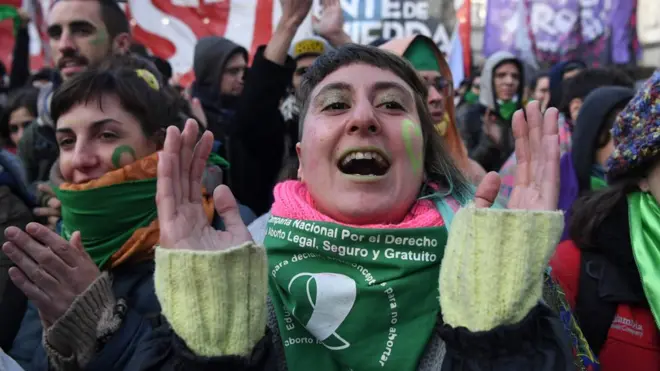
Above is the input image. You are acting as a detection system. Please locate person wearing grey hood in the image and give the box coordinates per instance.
[190,0,313,216]
[461,51,524,172]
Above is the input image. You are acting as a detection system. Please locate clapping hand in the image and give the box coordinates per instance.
[157,119,252,251]
[474,102,560,210]
[2,225,100,328]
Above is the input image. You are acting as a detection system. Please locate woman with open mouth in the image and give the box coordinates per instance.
[14,45,571,370]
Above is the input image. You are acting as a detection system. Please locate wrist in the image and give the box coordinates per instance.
[325,31,351,47]
[276,18,301,35]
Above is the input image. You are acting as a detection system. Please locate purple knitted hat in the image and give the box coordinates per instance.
[606,70,660,181]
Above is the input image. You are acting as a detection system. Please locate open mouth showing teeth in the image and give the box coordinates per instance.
[338,150,390,176]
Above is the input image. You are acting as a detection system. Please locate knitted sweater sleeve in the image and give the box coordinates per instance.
[439,205,564,332]
[154,243,268,357]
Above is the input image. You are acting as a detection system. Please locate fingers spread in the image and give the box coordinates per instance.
[541,134,561,210]
[474,172,502,208]
[512,109,531,187]
[180,119,199,202]
[190,130,214,204]
[164,126,183,205]
[213,185,247,234]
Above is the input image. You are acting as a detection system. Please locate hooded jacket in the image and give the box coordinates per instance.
[191,36,248,142]
[547,60,586,111]
[190,38,296,215]
[380,36,485,183]
[479,51,525,117]
[556,86,634,241]
[463,52,523,172]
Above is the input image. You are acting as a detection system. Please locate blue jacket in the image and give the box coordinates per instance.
[10,261,159,371]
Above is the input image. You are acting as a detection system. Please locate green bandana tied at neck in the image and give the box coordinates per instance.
[498,100,518,121]
[464,90,479,104]
[627,191,660,328]
[266,218,448,370]
[590,165,607,190]
[403,39,440,72]
[55,179,158,268]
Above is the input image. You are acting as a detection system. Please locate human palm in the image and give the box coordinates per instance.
[474,101,560,210]
[313,0,344,38]
[157,120,252,251]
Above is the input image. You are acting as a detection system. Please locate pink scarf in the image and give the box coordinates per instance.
[271,180,446,229]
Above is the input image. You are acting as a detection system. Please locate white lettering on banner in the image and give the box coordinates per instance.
[338,0,450,52]
[530,1,610,53]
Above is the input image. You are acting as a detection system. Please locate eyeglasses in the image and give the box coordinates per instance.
[9,120,32,134]
[424,77,450,92]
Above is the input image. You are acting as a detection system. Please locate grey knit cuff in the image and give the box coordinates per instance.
[44,272,115,370]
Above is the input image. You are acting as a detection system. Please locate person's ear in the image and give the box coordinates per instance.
[295,142,304,182]
[639,178,650,193]
[113,33,132,55]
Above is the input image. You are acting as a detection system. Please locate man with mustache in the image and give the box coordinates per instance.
[18,0,131,190]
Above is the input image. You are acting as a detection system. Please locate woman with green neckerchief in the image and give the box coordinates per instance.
[550,71,660,370]
[129,44,575,370]
[1,57,252,371]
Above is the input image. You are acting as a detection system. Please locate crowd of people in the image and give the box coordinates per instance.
[0,0,658,370]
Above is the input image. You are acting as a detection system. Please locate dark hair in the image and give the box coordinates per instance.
[560,68,634,117]
[570,176,642,248]
[295,44,472,201]
[529,71,549,90]
[51,55,181,143]
[0,87,39,143]
[98,0,130,40]
[130,43,149,58]
[595,104,626,152]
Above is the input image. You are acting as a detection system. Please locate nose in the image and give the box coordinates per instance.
[57,30,76,54]
[503,74,514,85]
[71,143,99,170]
[345,98,381,136]
[428,85,443,104]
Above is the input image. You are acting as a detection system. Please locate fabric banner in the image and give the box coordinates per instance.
[483,0,639,66]
[0,0,457,87]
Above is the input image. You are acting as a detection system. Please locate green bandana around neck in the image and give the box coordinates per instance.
[627,191,660,328]
[265,218,448,370]
[464,90,479,104]
[498,100,518,121]
[403,40,440,72]
[590,165,607,190]
[54,179,158,268]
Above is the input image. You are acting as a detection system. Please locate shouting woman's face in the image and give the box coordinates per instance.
[297,63,425,225]
[55,94,158,184]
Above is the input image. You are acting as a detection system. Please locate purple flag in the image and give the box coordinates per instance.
[483,0,639,65]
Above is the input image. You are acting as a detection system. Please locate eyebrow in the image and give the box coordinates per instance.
[314,81,412,100]
[56,118,117,134]
[47,20,96,34]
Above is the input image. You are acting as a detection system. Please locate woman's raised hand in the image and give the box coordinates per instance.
[157,119,252,251]
[474,101,560,210]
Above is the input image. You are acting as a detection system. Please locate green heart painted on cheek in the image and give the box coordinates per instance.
[402,118,423,173]
[111,145,137,169]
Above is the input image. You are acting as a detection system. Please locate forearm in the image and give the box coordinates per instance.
[154,243,268,357]
[264,20,298,66]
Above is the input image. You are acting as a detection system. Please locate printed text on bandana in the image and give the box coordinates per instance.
[266,216,447,371]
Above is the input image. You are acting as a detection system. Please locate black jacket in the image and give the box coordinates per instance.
[192,46,294,215]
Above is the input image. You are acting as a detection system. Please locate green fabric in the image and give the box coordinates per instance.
[54,179,158,268]
[208,152,230,168]
[498,100,518,121]
[266,217,447,370]
[590,176,607,190]
[403,39,440,72]
[0,5,20,35]
[464,90,479,104]
[627,191,660,328]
